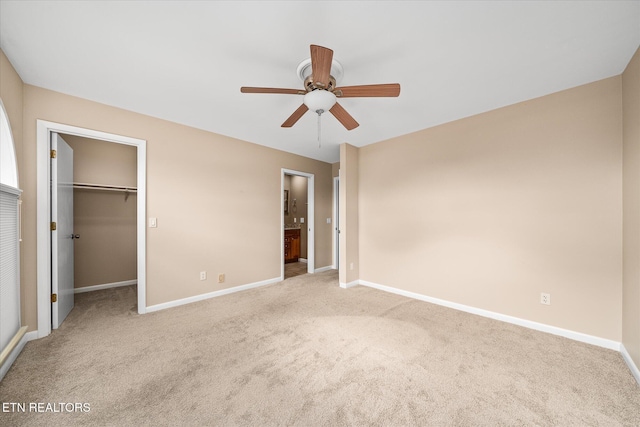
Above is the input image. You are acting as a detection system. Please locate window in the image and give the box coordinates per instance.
[0,100,17,188]
[0,98,21,359]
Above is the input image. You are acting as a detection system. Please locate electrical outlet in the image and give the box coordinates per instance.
[218,273,225,283]
[540,293,551,305]
[199,271,206,281]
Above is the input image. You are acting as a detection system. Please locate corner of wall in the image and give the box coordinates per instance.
[338,143,360,286]
[622,45,640,374]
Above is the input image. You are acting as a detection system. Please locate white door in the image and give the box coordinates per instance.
[51,133,74,328]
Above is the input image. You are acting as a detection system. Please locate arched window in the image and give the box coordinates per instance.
[0,97,22,379]
[0,99,18,188]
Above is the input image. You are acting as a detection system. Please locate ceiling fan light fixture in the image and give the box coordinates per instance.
[303,90,336,114]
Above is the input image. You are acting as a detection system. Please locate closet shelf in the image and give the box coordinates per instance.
[73,182,137,201]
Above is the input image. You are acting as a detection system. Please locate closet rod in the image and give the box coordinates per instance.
[72,182,137,192]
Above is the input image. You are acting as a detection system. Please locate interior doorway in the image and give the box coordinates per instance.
[281,169,314,279]
[57,133,138,327]
[36,120,146,338]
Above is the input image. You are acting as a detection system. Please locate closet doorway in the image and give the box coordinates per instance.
[62,133,138,300]
[281,169,314,279]
[36,121,146,338]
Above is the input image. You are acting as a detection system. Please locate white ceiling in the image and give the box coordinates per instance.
[1,1,639,163]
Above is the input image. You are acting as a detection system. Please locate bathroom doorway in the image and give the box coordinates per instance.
[281,169,314,280]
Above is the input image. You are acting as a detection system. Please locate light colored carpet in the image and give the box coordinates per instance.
[1,270,639,426]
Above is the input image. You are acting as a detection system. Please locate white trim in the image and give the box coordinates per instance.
[282,169,315,276]
[0,330,38,381]
[24,330,38,342]
[340,280,359,289]
[0,328,33,381]
[74,280,137,294]
[37,120,147,339]
[621,344,640,385]
[298,258,308,263]
[314,266,333,273]
[0,183,21,196]
[358,279,621,351]
[146,277,281,313]
[332,176,339,270]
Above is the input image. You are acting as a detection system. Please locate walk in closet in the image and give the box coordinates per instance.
[62,134,138,294]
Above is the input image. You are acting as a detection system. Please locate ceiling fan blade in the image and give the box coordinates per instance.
[334,83,401,98]
[329,102,359,130]
[281,104,309,128]
[310,45,333,89]
[241,87,305,95]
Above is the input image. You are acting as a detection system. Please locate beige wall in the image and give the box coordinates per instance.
[339,143,359,285]
[18,84,333,330]
[63,135,137,289]
[332,162,340,178]
[623,47,640,368]
[73,190,137,288]
[359,77,623,341]
[63,134,137,187]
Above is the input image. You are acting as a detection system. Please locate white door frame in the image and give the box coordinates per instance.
[333,176,339,270]
[36,120,147,338]
[281,169,314,278]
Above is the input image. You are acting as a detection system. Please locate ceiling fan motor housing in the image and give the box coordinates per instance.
[297,58,344,85]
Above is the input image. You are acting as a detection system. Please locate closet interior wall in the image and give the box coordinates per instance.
[62,134,137,291]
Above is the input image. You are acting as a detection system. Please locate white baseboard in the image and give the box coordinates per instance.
[75,280,137,294]
[146,277,281,313]
[24,331,38,342]
[0,328,37,381]
[358,279,621,351]
[315,266,334,273]
[298,258,308,263]
[340,280,359,289]
[621,344,640,385]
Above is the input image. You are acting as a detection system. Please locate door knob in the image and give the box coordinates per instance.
[71,234,80,239]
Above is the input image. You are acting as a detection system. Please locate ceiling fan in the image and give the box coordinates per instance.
[240,44,400,131]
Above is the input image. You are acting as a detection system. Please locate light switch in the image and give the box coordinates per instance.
[149,217,157,228]
[300,218,304,223]
[326,218,331,224]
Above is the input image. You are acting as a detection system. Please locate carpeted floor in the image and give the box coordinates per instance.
[1,270,639,426]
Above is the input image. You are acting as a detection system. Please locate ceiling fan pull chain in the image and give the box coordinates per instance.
[317,111,322,148]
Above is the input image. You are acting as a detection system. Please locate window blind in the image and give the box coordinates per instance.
[0,184,21,353]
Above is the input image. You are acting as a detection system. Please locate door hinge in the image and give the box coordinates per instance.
[50,149,57,159]
[51,222,57,231]
[51,293,58,303]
